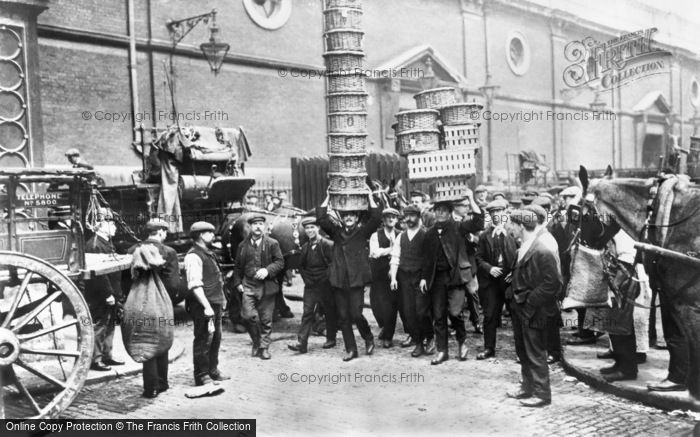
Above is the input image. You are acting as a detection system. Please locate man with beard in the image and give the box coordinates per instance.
[369,208,401,348]
[475,198,517,360]
[419,189,484,365]
[507,208,562,408]
[318,191,382,361]
[389,205,435,357]
[288,217,337,353]
[233,215,285,360]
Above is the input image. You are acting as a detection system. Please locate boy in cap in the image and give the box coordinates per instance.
[475,198,517,360]
[474,185,489,207]
[317,190,382,362]
[369,208,401,348]
[184,221,228,385]
[232,214,285,360]
[288,217,337,353]
[85,208,125,371]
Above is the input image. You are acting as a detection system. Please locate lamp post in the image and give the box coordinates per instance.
[166,9,230,76]
[479,77,500,181]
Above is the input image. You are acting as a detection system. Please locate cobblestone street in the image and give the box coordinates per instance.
[54,281,698,436]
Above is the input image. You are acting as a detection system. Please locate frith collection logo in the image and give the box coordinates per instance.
[563,28,671,90]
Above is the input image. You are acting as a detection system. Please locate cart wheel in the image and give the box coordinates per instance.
[0,251,94,419]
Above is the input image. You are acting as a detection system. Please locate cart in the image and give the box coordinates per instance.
[0,168,131,419]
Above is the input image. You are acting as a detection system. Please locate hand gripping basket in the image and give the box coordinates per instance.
[327,92,368,113]
[328,172,368,191]
[395,129,440,155]
[407,148,477,180]
[329,190,369,211]
[327,71,366,92]
[324,29,364,51]
[413,87,457,109]
[395,109,440,132]
[328,111,368,133]
[329,152,367,173]
[324,7,363,31]
[324,0,362,9]
[323,51,364,72]
[440,103,483,126]
[328,133,367,153]
[443,124,481,149]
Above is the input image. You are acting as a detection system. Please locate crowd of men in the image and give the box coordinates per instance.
[81,182,677,408]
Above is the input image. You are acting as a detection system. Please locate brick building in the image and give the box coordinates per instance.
[2,0,699,187]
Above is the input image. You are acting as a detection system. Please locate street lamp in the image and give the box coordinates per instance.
[479,77,500,181]
[166,9,230,76]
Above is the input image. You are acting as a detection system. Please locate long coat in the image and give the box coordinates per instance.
[475,226,518,290]
[510,228,563,328]
[232,235,285,296]
[421,214,484,289]
[317,206,382,289]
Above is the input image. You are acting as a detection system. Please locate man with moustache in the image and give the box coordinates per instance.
[288,217,337,353]
[454,196,483,335]
[420,189,484,365]
[475,198,517,360]
[507,207,562,408]
[317,190,382,361]
[232,215,285,360]
[369,208,401,348]
[389,204,435,357]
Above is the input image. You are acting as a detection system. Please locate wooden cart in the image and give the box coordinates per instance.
[0,168,131,419]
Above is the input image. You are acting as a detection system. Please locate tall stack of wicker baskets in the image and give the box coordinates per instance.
[395,87,483,201]
[324,0,369,211]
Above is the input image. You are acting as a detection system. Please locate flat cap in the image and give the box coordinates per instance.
[403,204,421,215]
[538,192,554,201]
[474,184,488,193]
[560,186,582,197]
[485,198,509,211]
[64,148,80,157]
[532,196,552,208]
[300,216,317,227]
[524,204,548,223]
[492,191,506,200]
[190,221,215,233]
[145,218,169,231]
[521,195,536,206]
[248,214,266,224]
[455,197,471,206]
[382,207,400,217]
[409,190,427,199]
[510,209,539,226]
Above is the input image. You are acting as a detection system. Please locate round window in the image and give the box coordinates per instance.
[505,31,530,76]
[690,77,700,108]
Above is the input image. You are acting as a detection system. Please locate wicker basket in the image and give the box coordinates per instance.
[324,7,362,31]
[327,92,368,113]
[444,124,481,149]
[407,148,477,180]
[324,0,362,10]
[324,29,364,51]
[328,111,367,133]
[414,87,457,109]
[440,103,483,126]
[328,133,367,153]
[327,72,366,92]
[324,51,364,72]
[329,152,367,173]
[328,172,368,191]
[395,109,440,132]
[395,129,440,155]
[329,191,369,211]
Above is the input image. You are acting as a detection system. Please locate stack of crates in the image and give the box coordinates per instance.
[395,86,483,199]
[323,0,369,211]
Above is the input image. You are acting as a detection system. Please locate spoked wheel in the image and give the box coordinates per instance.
[0,251,94,418]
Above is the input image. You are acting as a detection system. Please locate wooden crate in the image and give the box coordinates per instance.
[429,177,471,200]
[407,148,477,180]
[443,124,480,149]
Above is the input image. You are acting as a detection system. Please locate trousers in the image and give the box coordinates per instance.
[92,306,116,364]
[397,269,432,343]
[298,281,337,344]
[430,271,466,353]
[334,287,373,353]
[478,280,507,350]
[511,301,551,401]
[142,351,169,392]
[242,287,276,350]
[189,302,223,381]
[370,275,399,340]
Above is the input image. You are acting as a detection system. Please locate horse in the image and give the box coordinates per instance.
[585,165,700,400]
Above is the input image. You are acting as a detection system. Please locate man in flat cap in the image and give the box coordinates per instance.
[475,198,517,360]
[369,208,401,348]
[507,209,562,407]
[288,217,337,353]
[127,218,185,397]
[84,207,125,371]
[232,215,284,360]
[184,221,228,385]
[317,190,381,362]
[390,204,434,357]
[474,185,489,208]
[492,192,506,201]
[420,189,484,365]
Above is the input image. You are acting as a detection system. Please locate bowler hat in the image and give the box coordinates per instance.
[145,218,169,232]
[190,221,215,234]
[248,214,266,224]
